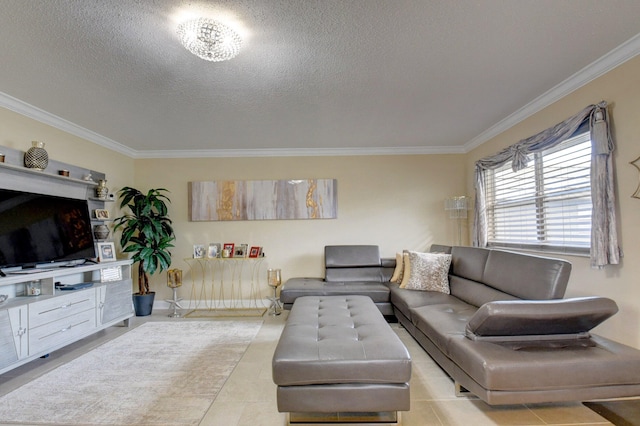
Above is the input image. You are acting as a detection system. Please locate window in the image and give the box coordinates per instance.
[485,131,591,254]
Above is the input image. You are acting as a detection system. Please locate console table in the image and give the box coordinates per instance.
[182,257,268,316]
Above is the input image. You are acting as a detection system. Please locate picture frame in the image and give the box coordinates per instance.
[249,246,261,258]
[235,243,248,258]
[94,209,110,220]
[207,243,221,258]
[96,242,116,262]
[100,265,123,282]
[223,243,235,258]
[193,244,206,259]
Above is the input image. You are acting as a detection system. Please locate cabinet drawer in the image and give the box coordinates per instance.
[29,308,96,355]
[29,290,96,329]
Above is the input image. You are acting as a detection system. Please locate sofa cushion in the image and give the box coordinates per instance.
[482,249,571,300]
[450,246,490,282]
[465,297,618,341]
[402,251,451,293]
[447,333,640,392]
[388,284,455,321]
[449,275,519,308]
[280,278,390,304]
[409,301,477,357]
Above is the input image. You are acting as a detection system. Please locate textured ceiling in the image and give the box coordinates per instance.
[1,0,640,157]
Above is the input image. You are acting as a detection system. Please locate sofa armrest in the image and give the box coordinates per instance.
[465,297,618,342]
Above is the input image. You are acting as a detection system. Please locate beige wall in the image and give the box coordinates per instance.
[133,155,466,302]
[466,55,640,347]
[0,107,134,193]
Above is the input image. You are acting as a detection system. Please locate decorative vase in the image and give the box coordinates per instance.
[93,224,110,240]
[95,179,109,199]
[24,141,49,171]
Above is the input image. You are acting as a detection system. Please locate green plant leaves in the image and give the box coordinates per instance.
[112,187,176,294]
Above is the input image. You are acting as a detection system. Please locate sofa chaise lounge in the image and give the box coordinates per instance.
[279,244,640,405]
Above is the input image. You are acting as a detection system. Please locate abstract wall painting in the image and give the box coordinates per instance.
[189,179,337,221]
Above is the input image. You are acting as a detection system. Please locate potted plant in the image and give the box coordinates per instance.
[113,187,175,316]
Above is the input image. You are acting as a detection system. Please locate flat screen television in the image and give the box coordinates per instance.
[0,188,96,270]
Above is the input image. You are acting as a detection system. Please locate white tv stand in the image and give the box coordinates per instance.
[0,260,133,375]
[0,145,135,375]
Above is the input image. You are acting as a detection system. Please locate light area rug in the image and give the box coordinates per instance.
[0,320,263,425]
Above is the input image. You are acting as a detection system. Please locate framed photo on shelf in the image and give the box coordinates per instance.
[235,243,248,258]
[94,209,110,220]
[96,242,116,262]
[100,265,122,282]
[207,243,221,258]
[193,244,206,259]
[249,246,262,258]
[223,243,235,257]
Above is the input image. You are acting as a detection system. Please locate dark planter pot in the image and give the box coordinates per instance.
[132,292,155,316]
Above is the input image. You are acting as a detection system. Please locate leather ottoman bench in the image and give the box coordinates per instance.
[272,295,411,423]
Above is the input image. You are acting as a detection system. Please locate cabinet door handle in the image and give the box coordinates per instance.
[59,304,69,309]
[60,324,72,332]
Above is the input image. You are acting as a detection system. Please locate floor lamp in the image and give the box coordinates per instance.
[445,196,468,246]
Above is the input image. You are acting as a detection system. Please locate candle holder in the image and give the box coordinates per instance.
[267,268,282,316]
[166,269,184,318]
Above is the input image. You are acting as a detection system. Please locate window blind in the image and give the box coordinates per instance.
[485,132,592,253]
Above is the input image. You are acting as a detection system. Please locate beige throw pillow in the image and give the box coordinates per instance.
[389,252,404,283]
[399,252,411,288]
[402,251,452,294]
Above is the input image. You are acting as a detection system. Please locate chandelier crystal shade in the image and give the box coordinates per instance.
[177,18,242,62]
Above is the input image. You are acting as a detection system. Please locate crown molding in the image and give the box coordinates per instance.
[463,33,640,153]
[0,91,138,158]
[135,144,466,159]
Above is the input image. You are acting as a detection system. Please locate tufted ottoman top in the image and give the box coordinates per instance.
[272,295,411,386]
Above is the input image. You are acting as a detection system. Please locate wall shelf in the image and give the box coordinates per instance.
[0,160,98,187]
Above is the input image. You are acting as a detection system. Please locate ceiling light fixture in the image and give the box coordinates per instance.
[177,18,242,62]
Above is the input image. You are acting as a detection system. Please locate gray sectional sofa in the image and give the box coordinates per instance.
[280,244,640,405]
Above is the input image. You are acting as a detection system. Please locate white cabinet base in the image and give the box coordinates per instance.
[0,260,133,375]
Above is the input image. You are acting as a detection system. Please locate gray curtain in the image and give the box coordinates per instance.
[473,101,619,269]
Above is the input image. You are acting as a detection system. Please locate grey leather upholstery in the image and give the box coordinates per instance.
[324,245,381,268]
[272,296,411,413]
[280,245,394,314]
[392,244,640,405]
[324,245,384,282]
[465,296,619,341]
[280,243,640,405]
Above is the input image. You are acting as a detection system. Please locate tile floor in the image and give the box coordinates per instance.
[0,310,616,426]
